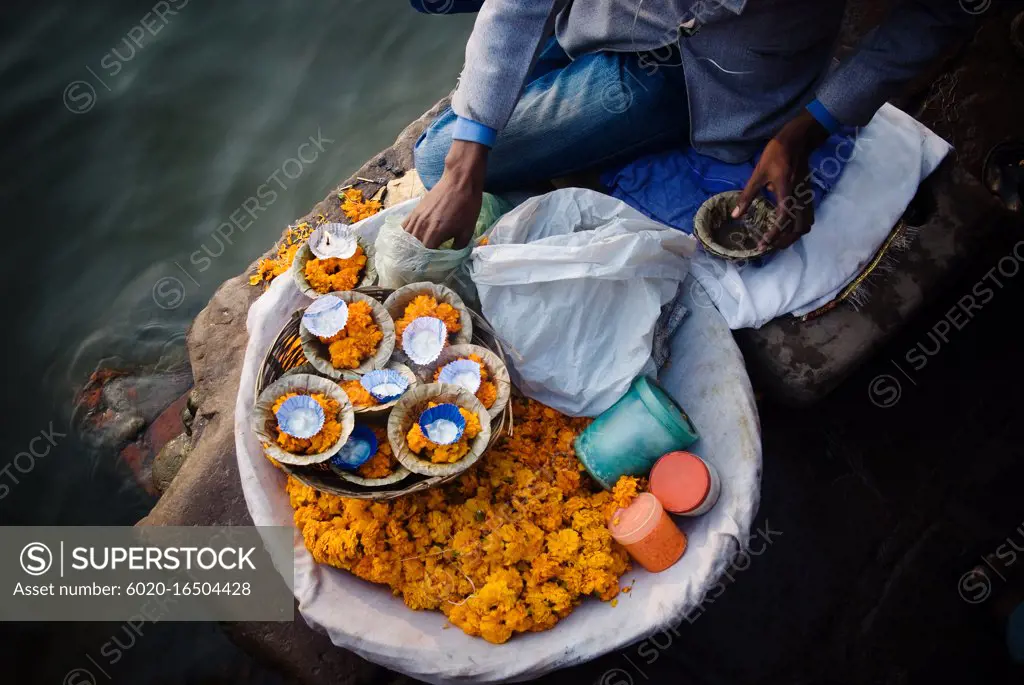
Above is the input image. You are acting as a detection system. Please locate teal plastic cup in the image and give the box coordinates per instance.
[574,376,699,489]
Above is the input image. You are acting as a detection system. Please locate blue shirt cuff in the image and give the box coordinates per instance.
[452,116,498,148]
[806,99,841,134]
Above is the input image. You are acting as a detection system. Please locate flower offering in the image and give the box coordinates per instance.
[406,402,482,464]
[271,392,343,455]
[317,300,383,370]
[435,354,498,409]
[288,398,643,644]
[394,294,462,340]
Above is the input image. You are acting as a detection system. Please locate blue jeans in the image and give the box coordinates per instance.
[414,40,690,191]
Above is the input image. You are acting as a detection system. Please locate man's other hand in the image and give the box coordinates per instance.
[405,140,489,249]
[732,110,829,251]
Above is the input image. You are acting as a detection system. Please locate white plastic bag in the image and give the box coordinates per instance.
[468,188,697,416]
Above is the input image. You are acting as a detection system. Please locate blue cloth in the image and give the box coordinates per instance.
[452,116,497,147]
[599,127,858,235]
[415,39,689,190]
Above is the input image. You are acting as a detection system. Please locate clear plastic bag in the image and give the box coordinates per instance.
[374,193,511,289]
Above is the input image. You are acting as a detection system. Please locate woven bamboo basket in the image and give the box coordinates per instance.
[254,286,513,500]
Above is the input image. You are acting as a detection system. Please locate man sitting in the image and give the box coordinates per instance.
[405,0,972,251]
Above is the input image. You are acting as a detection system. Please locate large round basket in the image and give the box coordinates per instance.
[255,286,512,500]
[291,235,377,298]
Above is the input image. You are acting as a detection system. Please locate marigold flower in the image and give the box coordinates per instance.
[304,245,367,294]
[356,426,398,479]
[250,222,315,288]
[394,295,462,340]
[286,397,641,644]
[269,392,342,455]
[317,300,382,369]
[341,380,378,408]
[339,188,383,223]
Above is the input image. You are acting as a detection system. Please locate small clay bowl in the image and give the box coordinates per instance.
[694,191,776,261]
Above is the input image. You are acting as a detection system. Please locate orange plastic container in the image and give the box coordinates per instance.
[649,451,721,516]
[608,493,687,573]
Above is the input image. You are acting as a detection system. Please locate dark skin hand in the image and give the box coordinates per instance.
[405,140,489,249]
[732,109,831,251]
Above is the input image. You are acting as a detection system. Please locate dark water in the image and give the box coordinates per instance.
[0,0,472,680]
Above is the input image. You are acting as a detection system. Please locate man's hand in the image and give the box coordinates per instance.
[405,140,489,249]
[732,110,830,251]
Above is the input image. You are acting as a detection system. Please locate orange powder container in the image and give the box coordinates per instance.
[608,492,687,573]
[649,451,721,516]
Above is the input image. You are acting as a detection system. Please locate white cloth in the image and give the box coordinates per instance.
[469,188,697,416]
[689,104,951,329]
[234,273,761,683]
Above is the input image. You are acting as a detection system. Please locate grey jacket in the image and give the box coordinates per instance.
[451,0,973,161]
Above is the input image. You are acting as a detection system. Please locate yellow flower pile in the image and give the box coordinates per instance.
[317,300,383,369]
[406,403,483,464]
[304,245,368,294]
[394,295,462,340]
[341,379,378,408]
[356,425,398,479]
[434,354,498,409]
[271,392,342,455]
[340,188,383,223]
[250,221,316,287]
[288,398,641,644]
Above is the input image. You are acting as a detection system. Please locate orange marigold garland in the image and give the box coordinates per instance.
[434,354,498,409]
[304,244,367,294]
[341,379,378,408]
[394,295,462,340]
[288,398,643,644]
[406,404,483,464]
[250,221,316,287]
[340,188,383,223]
[270,392,342,455]
[317,300,383,369]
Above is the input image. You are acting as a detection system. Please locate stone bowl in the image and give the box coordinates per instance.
[694,190,776,261]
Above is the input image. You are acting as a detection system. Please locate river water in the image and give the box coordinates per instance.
[0,0,473,679]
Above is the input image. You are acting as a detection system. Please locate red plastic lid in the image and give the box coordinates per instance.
[649,451,710,513]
